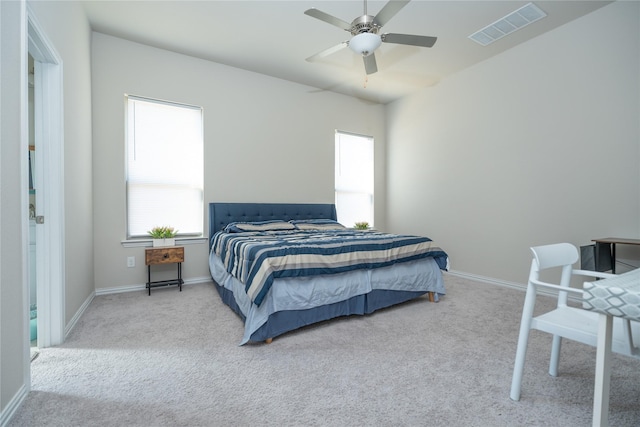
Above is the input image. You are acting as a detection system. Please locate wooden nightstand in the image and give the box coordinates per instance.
[144,246,184,295]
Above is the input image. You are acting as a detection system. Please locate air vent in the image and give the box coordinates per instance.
[469,2,547,46]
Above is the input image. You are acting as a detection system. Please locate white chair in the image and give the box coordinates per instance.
[510,242,640,402]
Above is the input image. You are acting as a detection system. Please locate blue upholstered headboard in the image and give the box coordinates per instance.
[208,202,337,247]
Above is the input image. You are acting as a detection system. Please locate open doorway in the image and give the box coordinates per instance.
[27,53,38,360]
[26,7,65,364]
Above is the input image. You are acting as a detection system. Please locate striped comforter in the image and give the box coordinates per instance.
[211,229,448,306]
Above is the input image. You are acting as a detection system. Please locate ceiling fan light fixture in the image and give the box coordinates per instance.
[348,32,382,56]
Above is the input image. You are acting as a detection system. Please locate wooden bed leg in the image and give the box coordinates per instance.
[428,292,435,303]
[265,338,273,344]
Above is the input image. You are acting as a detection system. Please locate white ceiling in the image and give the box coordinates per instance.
[81,0,611,104]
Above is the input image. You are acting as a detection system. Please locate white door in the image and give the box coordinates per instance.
[28,10,65,350]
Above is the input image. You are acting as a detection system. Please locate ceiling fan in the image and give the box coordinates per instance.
[304,0,437,75]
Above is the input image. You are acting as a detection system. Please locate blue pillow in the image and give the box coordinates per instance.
[224,220,296,233]
[289,219,346,230]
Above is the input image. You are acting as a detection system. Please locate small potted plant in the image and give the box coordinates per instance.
[354,221,369,230]
[148,226,178,247]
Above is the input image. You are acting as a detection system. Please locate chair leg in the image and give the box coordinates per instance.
[549,335,562,377]
[511,327,531,401]
[622,319,639,356]
[510,285,537,401]
[593,313,613,427]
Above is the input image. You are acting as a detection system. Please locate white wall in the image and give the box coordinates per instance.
[90,33,386,291]
[28,0,95,326]
[1,0,93,420]
[386,1,640,285]
[1,0,29,419]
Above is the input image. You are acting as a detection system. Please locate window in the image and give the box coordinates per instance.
[335,131,374,228]
[126,95,203,238]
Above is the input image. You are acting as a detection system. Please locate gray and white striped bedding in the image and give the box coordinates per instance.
[211,229,449,306]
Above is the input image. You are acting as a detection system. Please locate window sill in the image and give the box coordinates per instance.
[120,237,208,248]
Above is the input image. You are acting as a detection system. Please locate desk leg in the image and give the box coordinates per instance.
[147,265,151,296]
[611,244,616,274]
[178,262,182,291]
[593,313,613,427]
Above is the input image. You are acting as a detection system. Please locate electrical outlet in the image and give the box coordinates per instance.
[127,256,135,268]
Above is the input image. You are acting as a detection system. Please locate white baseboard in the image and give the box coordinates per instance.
[446,269,526,292]
[0,384,28,427]
[95,284,144,295]
[65,290,95,339]
[446,269,584,301]
[95,276,213,296]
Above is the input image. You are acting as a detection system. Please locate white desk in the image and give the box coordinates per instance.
[583,268,640,427]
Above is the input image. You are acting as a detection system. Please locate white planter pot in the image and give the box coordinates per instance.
[152,238,175,247]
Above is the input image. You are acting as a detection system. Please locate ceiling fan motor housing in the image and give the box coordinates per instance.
[350,15,380,35]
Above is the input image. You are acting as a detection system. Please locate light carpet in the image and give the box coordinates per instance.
[8,274,640,426]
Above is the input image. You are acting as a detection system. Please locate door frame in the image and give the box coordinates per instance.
[26,5,65,352]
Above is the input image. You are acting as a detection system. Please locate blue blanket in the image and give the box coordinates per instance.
[211,229,448,307]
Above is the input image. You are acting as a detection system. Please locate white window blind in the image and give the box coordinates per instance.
[126,95,203,238]
[335,131,374,228]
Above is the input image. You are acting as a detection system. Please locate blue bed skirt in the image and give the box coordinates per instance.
[214,282,427,343]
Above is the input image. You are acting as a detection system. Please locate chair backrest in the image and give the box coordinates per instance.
[530,243,579,271]
[530,243,579,306]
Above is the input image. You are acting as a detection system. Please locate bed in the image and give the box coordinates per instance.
[208,202,448,345]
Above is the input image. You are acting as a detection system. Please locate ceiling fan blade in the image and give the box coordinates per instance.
[363,53,378,75]
[372,0,410,28]
[304,8,351,31]
[382,33,437,48]
[305,42,348,62]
